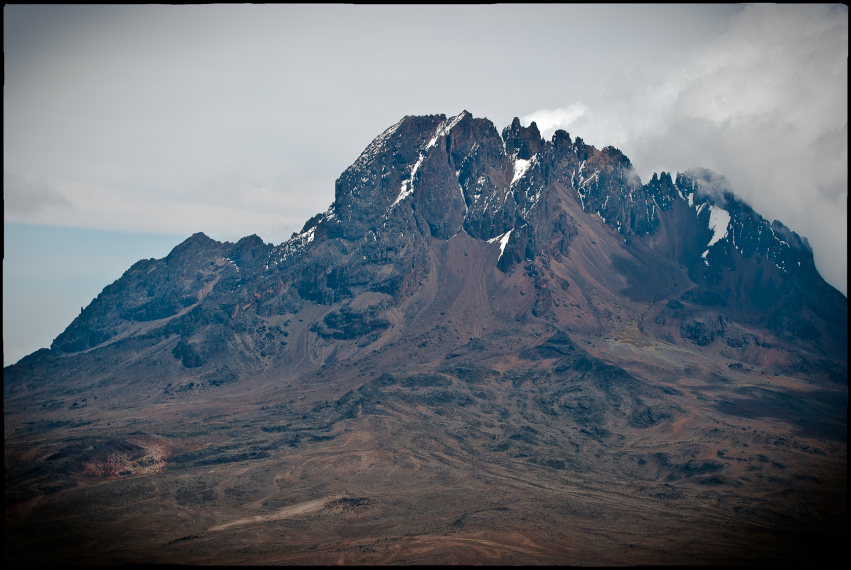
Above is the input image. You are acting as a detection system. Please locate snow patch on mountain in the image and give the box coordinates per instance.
[707,205,731,248]
[512,158,531,185]
[488,229,513,260]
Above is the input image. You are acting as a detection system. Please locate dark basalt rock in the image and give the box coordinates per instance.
[680,314,727,346]
[312,305,390,340]
[502,117,544,160]
[332,114,446,241]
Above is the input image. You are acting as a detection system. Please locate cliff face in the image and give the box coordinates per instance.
[4,111,847,566]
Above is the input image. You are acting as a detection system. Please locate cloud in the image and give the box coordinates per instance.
[521,4,848,294]
[3,178,318,244]
[3,173,73,215]
[681,167,732,206]
[521,104,588,137]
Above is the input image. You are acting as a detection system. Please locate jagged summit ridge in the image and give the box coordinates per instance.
[275,111,818,280]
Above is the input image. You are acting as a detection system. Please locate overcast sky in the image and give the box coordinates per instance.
[4,4,847,365]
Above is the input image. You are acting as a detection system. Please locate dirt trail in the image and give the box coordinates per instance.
[209,494,343,532]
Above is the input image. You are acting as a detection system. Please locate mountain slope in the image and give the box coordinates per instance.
[4,111,847,565]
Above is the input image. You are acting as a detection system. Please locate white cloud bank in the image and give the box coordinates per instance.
[522,4,847,294]
[3,172,318,245]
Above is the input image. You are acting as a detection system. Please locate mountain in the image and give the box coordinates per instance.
[4,111,847,565]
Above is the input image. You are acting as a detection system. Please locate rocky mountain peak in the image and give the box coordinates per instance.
[329,113,447,239]
[502,117,544,159]
[166,231,219,260]
[16,110,846,369]
[551,128,573,150]
[266,111,833,306]
[230,234,271,268]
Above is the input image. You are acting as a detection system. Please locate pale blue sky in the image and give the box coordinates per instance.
[4,4,847,365]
